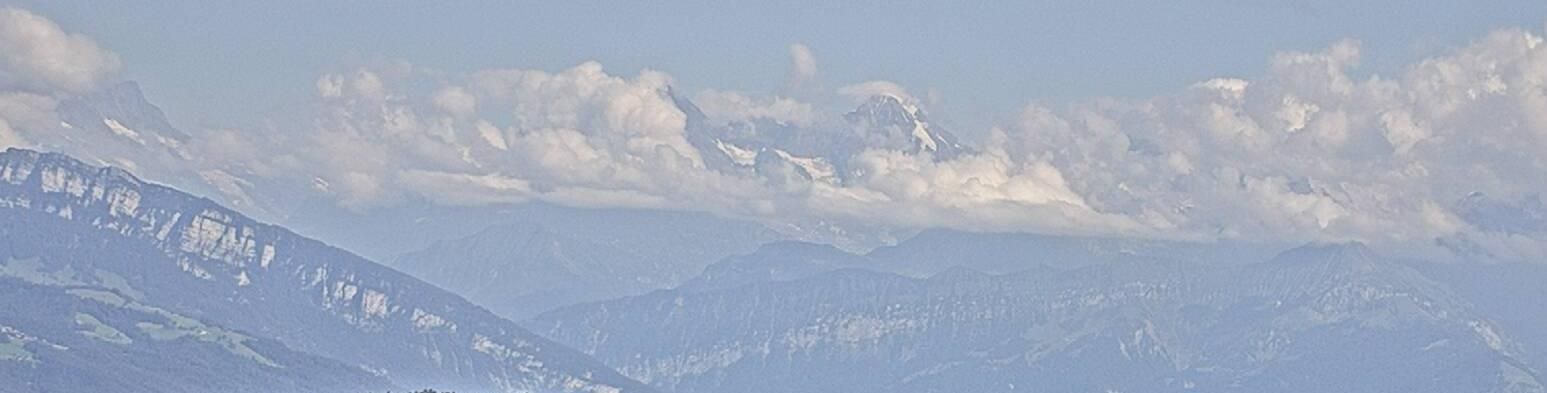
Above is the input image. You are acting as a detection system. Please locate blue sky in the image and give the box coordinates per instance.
[13,1,1546,140]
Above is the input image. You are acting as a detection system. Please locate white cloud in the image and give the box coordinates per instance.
[263,60,1128,237]
[241,23,1547,257]
[0,118,26,149]
[1275,94,1319,133]
[838,81,915,105]
[0,91,56,131]
[993,26,1547,254]
[284,62,764,213]
[692,89,815,125]
[1378,109,1428,154]
[433,86,477,118]
[397,170,532,205]
[316,74,344,97]
[0,9,242,214]
[787,43,817,89]
[0,7,120,93]
[346,69,387,101]
[471,62,696,160]
[12,8,1543,260]
[799,148,1138,234]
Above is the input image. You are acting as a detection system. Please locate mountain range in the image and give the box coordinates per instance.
[4,80,1547,393]
[530,242,1547,393]
[370,92,982,320]
[0,148,655,393]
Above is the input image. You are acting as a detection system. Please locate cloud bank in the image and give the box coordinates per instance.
[994,31,1547,257]
[4,7,1547,260]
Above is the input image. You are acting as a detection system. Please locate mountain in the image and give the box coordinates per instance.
[1418,261,1547,376]
[869,228,1278,276]
[20,80,284,220]
[56,81,192,146]
[395,225,648,320]
[677,92,970,187]
[386,205,781,320]
[529,242,1545,393]
[0,148,656,393]
[675,229,1279,293]
[40,81,197,176]
[1455,192,1547,235]
[844,95,968,159]
[1439,192,1547,263]
[676,241,870,293]
[283,193,783,268]
[0,266,391,393]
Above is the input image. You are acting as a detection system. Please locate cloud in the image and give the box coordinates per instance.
[397,170,532,205]
[433,86,477,118]
[9,7,1546,260]
[990,26,1547,256]
[218,22,1547,259]
[0,118,25,149]
[786,44,818,89]
[691,89,816,126]
[806,148,1135,234]
[315,74,344,98]
[0,9,239,213]
[0,9,218,206]
[0,7,120,93]
[0,91,56,132]
[253,58,1132,240]
[838,80,915,104]
[285,62,761,213]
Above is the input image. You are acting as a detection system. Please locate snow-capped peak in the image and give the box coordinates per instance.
[57,82,190,144]
[845,95,967,159]
[848,95,923,129]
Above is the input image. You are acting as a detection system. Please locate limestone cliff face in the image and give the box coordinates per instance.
[0,147,655,393]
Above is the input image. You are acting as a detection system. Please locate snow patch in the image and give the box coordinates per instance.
[714,139,759,166]
[1470,320,1506,352]
[103,119,147,145]
[772,149,836,183]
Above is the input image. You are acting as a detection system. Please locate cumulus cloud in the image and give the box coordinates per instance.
[268,58,1137,240]
[692,89,816,126]
[807,148,1134,235]
[211,22,1547,259]
[0,7,120,93]
[989,27,1547,256]
[0,118,25,149]
[433,86,477,118]
[786,43,818,89]
[9,6,1547,260]
[0,91,56,132]
[286,62,773,214]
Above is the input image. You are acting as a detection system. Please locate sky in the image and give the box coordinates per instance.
[4,2,1547,261]
[11,1,1547,141]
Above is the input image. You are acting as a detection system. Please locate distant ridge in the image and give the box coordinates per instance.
[0,148,657,393]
